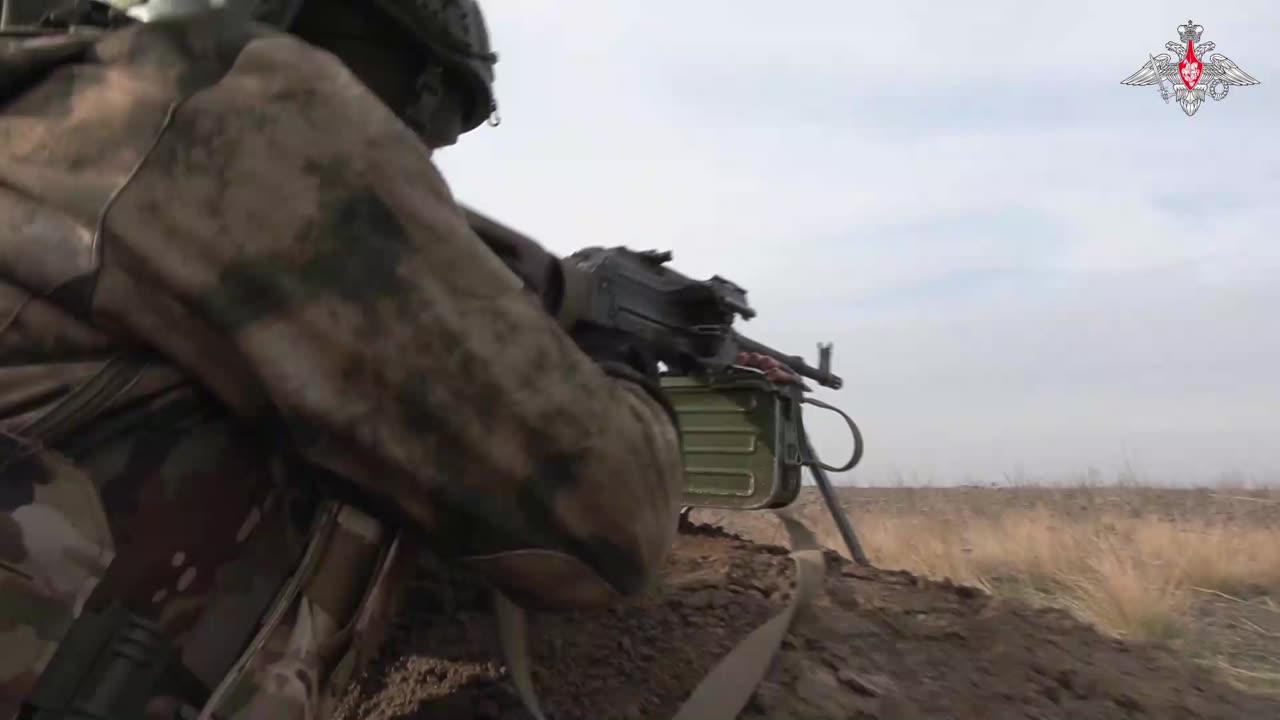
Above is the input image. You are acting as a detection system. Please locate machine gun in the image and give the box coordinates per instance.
[463,206,869,565]
[557,245,844,389]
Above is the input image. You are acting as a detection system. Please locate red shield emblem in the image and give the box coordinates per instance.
[1178,41,1202,89]
[1122,21,1259,116]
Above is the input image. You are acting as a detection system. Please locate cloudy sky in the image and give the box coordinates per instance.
[436,1,1279,486]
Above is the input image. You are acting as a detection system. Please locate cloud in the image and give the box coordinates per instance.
[440,1,1280,484]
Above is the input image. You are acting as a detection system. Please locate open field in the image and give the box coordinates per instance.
[694,485,1280,695]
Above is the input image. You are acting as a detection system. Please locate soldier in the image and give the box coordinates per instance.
[0,1,686,718]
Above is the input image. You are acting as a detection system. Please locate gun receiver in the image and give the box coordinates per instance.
[462,206,842,390]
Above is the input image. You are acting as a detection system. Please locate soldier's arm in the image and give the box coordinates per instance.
[91,32,683,611]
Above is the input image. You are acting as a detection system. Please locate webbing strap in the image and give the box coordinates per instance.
[494,591,547,720]
[14,354,145,446]
[495,512,825,720]
[669,512,824,720]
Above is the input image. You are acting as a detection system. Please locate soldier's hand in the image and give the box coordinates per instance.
[735,352,802,385]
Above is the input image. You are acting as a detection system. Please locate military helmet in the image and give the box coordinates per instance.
[368,0,497,133]
[80,0,499,133]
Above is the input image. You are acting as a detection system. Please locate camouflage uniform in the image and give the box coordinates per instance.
[0,10,683,720]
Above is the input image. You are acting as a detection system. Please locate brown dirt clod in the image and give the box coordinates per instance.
[335,522,1280,720]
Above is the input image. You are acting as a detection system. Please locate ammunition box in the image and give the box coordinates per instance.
[659,371,802,510]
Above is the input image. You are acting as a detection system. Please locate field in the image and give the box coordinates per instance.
[696,485,1280,695]
[337,484,1280,719]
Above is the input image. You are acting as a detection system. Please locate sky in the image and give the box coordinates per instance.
[435,1,1280,486]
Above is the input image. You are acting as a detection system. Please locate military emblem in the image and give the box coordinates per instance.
[1122,20,1258,116]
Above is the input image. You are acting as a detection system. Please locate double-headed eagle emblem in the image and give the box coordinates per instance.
[1122,20,1258,116]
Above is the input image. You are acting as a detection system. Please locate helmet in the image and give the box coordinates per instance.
[90,0,497,135]
[368,0,498,134]
[87,0,301,24]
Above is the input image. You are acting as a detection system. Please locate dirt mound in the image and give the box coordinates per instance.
[336,523,1280,720]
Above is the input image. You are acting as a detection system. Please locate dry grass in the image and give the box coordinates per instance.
[847,504,1280,643]
[697,484,1280,691]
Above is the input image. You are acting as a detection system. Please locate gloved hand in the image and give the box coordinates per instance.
[570,326,660,385]
[464,206,564,314]
[569,325,679,427]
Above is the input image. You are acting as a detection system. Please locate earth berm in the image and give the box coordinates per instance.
[336,522,1280,720]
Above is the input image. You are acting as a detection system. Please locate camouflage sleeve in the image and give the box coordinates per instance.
[90,33,683,610]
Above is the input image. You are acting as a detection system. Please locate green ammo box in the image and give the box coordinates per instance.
[659,371,802,511]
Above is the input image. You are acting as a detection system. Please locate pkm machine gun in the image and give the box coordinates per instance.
[464,207,869,564]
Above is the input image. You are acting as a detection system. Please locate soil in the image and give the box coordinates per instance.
[335,520,1280,720]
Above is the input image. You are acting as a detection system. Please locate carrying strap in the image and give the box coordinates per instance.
[670,513,825,720]
[12,354,146,446]
[495,511,826,720]
[494,592,548,720]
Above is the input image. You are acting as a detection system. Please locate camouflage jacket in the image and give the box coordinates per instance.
[0,13,683,720]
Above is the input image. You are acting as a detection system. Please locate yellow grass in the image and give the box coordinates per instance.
[840,504,1280,643]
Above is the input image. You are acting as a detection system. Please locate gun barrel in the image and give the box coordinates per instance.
[737,335,844,390]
